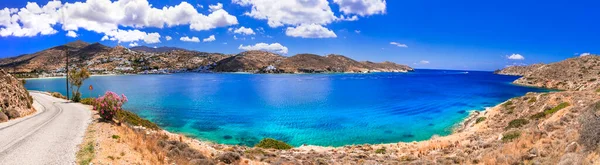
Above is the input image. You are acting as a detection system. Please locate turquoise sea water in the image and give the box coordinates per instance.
[24,69,549,147]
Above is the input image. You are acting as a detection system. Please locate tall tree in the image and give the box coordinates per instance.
[68,68,91,102]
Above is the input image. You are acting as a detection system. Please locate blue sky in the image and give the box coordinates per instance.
[0,0,598,71]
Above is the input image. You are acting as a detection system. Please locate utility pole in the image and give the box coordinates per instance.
[62,8,70,101]
[66,46,70,100]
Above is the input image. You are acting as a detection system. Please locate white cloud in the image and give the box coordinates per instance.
[0,0,238,38]
[60,0,237,32]
[338,15,358,21]
[0,1,62,37]
[507,53,525,60]
[165,36,172,41]
[333,0,386,16]
[66,30,78,38]
[101,29,161,44]
[203,35,216,42]
[285,24,336,38]
[233,35,238,40]
[580,52,591,57]
[232,26,255,35]
[354,30,361,34]
[390,42,407,48]
[129,42,138,47]
[208,3,223,12]
[180,36,200,42]
[419,60,430,64]
[232,0,337,27]
[238,43,288,54]
[153,46,157,48]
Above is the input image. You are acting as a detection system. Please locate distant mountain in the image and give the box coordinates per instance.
[0,41,413,75]
[496,55,600,90]
[129,46,189,53]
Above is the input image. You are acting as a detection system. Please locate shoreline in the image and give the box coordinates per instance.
[20,70,419,80]
[70,85,600,164]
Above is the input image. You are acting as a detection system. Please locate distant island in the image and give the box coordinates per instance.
[0,40,413,78]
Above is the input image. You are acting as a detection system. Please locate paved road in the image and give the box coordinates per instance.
[0,91,91,165]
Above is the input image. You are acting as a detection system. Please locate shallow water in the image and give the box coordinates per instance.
[25,69,549,146]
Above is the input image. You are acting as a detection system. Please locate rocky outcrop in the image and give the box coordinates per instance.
[494,63,545,76]
[0,69,35,123]
[496,55,600,91]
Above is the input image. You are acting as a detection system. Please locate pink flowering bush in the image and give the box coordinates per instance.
[94,91,128,121]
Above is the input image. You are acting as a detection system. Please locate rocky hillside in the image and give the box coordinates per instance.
[129,46,188,53]
[497,55,600,90]
[0,41,412,75]
[494,64,545,76]
[213,50,285,72]
[0,69,35,123]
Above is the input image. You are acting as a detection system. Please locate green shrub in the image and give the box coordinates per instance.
[596,88,600,93]
[475,117,486,124]
[529,102,570,119]
[51,92,67,99]
[503,101,513,107]
[375,147,386,154]
[544,102,570,115]
[80,98,96,105]
[502,131,521,142]
[506,118,529,129]
[530,112,546,120]
[528,97,537,103]
[72,92,82,102]
[112,135,120,139]
[116,110,159,130]
[255,138,293,150]
[76,142,95,165]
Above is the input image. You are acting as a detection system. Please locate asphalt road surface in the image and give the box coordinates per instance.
[0,91,91,165]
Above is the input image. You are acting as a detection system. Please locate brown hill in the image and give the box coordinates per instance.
[0,69,35,122]
[0,42,413,75]
[494,64,545,76]
[275,54,413,73]
[497,55,600,90]
[276,54,366,73]
[213,50,285,72]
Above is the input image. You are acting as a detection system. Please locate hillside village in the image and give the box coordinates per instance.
[0,41,413,78]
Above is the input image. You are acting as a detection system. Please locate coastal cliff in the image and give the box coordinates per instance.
[0,41,413,76]
[497,55,600,90]
[0,69,35,123]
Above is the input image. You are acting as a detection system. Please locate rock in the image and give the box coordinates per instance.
[167,148,181,157]
[558,153,582,165]
[0,112,8,123]
[525,148,538,159]
[189,159,215,165]
[217,152,241,164]
[0,70,34,120]
[565,142,578,153]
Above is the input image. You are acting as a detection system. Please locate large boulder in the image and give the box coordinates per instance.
[0,69,35,122]
[0,112,8,123]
